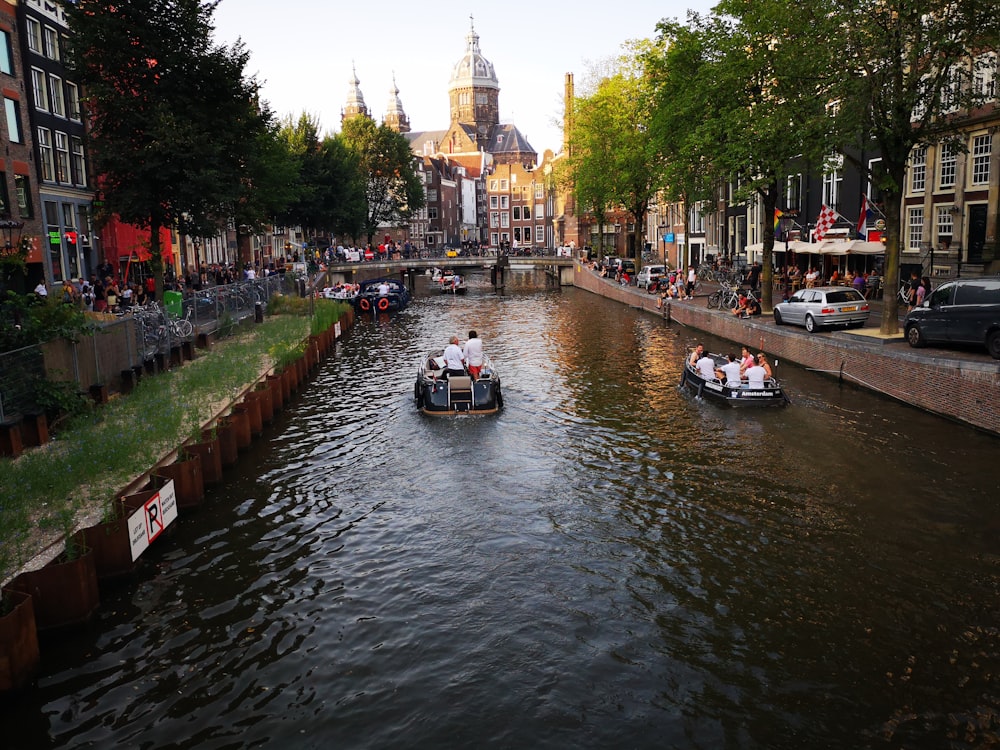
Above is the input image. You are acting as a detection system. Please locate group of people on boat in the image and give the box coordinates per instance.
[689,344,773,389]
[442,330,486,379]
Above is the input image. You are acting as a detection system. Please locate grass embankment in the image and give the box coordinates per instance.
[0,299,349,583]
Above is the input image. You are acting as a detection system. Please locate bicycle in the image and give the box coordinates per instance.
[897,283,912,306]
[709,281,740,309]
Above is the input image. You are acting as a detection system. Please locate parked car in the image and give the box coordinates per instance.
[903,278,1000,359]
[602,257,636,276]
[773,286,870,331]
[636,265,666,289]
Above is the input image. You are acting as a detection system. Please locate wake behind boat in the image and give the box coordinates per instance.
[415,351,503,415]
[680,351,789,406]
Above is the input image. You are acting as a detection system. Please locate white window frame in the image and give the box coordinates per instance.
[938,143,956,189]
[55,131,70,183]
[49,74,65,117]
[31,67,48,111]
[535,204,544,220]
[43,26,59,61]
[936,205,954,242]
[907,207,924,251]
[489,195,498,209]
[38,127,55,182]
[500,195,508,209]
[534,183,544,200]
[910,146,926,193]
[25,18,42,54]
[970,133,991,185]
[500,212,509,228]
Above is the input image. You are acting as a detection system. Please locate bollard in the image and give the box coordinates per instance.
[254,301,264,323]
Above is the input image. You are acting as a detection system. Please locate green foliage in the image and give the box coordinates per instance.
[31,377,93,423]
[0,291,90,352]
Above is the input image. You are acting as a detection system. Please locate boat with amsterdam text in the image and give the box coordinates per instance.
[353,277,411,314]
[415,351,503,415]
[680,352,789,406]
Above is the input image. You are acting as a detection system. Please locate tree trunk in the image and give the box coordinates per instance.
[880,188,902,335]
[759,185,778,312]
[149,217,164,302]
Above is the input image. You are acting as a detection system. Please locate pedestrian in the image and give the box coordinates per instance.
[686,266,696,298]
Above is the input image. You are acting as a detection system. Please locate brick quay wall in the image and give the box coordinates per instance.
[573,264,1000,436]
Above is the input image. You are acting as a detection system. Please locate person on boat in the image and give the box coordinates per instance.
[443,335,466,378]
[464,330,484,379]
[689,344,705,369]
[739,346,755,375]
[744,353,772,388]
[378,280,390,297]
[696,351,717,381]
[715,353,743,387]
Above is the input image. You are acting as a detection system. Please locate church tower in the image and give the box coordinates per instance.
[447,16,499,147]
[383,74,411,133]
[341,64,371,124]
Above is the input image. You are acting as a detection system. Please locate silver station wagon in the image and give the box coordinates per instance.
[773,286,871,331]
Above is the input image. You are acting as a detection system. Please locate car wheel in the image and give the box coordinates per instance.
[773,309,783,325]
[987,330,1000,359]
[805,314,817,332]
[906,324,926,348]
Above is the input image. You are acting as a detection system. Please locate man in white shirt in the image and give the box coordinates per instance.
[378,281,390,296]
[745,352,772,388]
[442,335,466,378]
[696,353,717,380]
[716,353,743,387]
[34,281,48,297]
[463,330,484,379]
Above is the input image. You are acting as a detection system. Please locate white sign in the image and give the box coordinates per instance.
[128,480,178,561]
[334,321,342,339]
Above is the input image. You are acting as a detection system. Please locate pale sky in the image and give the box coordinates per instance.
[212,0,717,157]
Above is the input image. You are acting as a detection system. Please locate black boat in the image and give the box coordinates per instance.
[353,278,411,314]
[680,352,789,406]
[414,351,503,415]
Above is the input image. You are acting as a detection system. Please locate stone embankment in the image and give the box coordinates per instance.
[574,264,1000,436]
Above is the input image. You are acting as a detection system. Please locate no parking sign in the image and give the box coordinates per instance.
[127,480,179,561]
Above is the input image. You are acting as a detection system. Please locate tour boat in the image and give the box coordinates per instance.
[680,352,789,406]
[414,351,503,415]
[353,277,411,314]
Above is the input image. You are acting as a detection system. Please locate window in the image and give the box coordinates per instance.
[4,98,21,143]
[65,82,81,120]
[524,227,531,243]
[500,212,509,228]
[535,225,543,242]
[499,179,508,190]
[971,133,991,185]
[49,75,65,117]
[534,183,544,200]
[907,207,924,251]
[938,143,956,189]
[490,211,498,227]
[499,195,508,209]
[426,189,437,202]
[489,195,498,209]
[43,26,59,60]
[25,18,42,54]
[941,65,962,114]
[785,173,802,211]
[973,52,997,101]
[31,68,48,111]
[513,227,521,243]
[491,232,499,247]
[427,207,438,219]
[512,206,521,220]
[489,179,498,191]
[37,127,54,181]
[910,146,926,192]
[937,206,954,243]
[0,30,13,75]
[822,155,843,209]
[55,132,70,183]
[535,204,544,220]
[0,172,8,215]
[71,136,86,187]
[476,93,487,105]
[14,175,32,218]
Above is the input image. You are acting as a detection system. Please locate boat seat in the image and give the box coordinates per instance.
[448,376,474,411]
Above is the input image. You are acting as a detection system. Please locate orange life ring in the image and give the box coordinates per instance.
[359,297,371,311]
[377,297,390,311]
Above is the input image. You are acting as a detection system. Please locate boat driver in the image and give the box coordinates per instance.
[442,335,467,378]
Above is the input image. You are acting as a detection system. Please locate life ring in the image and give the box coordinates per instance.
[377,297,390,311]
[359,297,371,311]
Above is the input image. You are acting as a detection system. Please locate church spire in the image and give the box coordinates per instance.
[384,73,411,133]
[342,63,371,124]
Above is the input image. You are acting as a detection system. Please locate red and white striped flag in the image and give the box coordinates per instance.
[814,204,837,242]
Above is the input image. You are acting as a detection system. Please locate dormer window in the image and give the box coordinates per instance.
[496,135,504,144]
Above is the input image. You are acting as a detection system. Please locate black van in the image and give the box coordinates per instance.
[903,278,1000,359]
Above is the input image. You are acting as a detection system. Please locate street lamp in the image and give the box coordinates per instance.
[0,217,24,255]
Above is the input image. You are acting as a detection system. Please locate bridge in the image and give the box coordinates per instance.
[322,255,577,286]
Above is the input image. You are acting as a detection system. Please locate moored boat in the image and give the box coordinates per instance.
[680,352,789,406]
[415,351,503,415]
[353,278,411,314]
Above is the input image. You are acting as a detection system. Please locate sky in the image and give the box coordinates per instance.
[212,0,717,157]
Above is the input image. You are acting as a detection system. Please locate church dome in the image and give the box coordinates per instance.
[448,18,498,92]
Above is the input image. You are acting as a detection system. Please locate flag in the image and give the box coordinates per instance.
[773,208,784,234]
[814,204,837,242]
[856,195,872,238]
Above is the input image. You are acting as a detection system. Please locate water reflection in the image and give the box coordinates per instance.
[4,278,999,749]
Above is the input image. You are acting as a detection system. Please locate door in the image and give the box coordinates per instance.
[966,204,987,263]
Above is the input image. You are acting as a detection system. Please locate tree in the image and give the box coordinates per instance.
[65,0,278,291]
[649,4,830,309]
[820,0,1000,334]
[339,117,424,246]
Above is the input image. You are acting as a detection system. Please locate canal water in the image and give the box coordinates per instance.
[5,274,1000,749]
